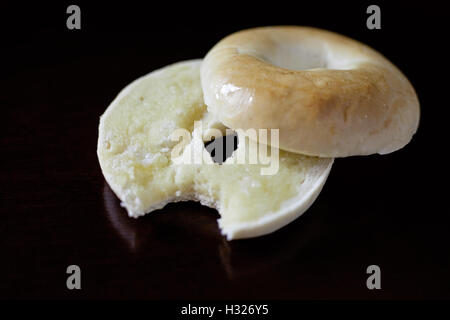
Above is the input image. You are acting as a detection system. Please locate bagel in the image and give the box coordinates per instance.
[201,26,420,157]
[97,60,333,240]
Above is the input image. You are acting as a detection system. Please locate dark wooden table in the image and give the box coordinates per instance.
[1,2,449,300]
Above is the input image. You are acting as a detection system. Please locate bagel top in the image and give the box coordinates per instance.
[200,26,420,157]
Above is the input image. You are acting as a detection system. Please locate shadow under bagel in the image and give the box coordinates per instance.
[102,181,336,282]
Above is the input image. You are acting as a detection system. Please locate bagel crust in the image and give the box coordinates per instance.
[201,26,420,157]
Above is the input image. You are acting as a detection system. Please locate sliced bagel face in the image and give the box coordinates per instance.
[97,60,333,240]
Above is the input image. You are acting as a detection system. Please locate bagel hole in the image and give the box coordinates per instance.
[266,44,328,71]
[204,132,239,164]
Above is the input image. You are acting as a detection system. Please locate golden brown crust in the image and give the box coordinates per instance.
[201,26,420,157]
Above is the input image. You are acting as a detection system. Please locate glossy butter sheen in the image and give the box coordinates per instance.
[201,26,420,157]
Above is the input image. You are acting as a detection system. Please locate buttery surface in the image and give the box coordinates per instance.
[97,60,333,239]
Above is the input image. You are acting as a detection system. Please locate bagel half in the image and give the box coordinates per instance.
[97,60,333,240]
[201,26,420,157]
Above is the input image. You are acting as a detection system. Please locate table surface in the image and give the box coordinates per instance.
[1,3,449,300]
